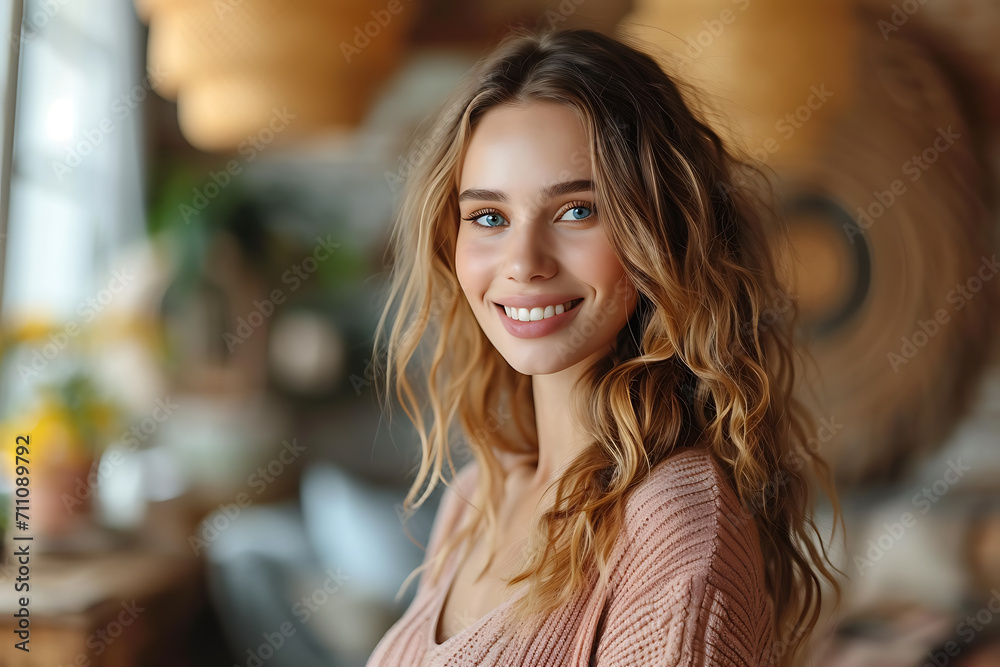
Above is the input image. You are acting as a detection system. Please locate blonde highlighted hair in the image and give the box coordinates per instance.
[373,26,842,666]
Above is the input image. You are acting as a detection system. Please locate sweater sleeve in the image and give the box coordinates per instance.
[412,461,480,599]
[591,453,774,666]
[593,569,771,666]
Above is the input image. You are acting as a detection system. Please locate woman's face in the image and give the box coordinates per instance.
[455,101,639,376]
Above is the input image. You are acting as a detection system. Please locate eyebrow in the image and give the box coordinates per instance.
[457,179,594,203]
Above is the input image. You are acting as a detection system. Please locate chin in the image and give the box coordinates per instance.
[504,357,572,376]
[494,342,604,377]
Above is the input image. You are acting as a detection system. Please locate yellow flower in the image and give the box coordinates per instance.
[0,401,92,481]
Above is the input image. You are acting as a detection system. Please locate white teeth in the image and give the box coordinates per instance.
[502,300,577,322]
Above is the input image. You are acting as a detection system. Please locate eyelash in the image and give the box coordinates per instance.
[462,200,597,229]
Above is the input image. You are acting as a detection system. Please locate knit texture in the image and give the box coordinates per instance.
[366,447,775,666]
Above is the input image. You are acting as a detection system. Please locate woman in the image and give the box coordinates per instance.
[367,26,842,667]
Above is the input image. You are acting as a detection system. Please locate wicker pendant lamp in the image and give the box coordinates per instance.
[617,0,857,167]
[135,0,416,152]
[619,3,998,486]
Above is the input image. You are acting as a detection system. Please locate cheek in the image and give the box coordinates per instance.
[581,243,635,320]
[455,237,490,299]
[583,244,628,296]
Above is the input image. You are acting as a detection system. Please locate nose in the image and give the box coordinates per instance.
[501,219,557,283]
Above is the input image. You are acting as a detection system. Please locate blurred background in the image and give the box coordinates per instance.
[0,0,998,665]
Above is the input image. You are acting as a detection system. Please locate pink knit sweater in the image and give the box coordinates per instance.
[366,447,775,666]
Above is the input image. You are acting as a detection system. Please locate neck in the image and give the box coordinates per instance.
[526,349,606,488]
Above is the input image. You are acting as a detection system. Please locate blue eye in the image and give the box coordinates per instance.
[462,209,507,228]
[475,213,506,227]
[560,205,593,221]
[461,201,596,229]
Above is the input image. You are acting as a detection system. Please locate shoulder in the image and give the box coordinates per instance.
[614,447,766,596]
[622,446,746,535]
[435,459,480,518]
[444,459,480,516]
[413,460,482,596]
[425,460,480,550]
[594,448,774,665]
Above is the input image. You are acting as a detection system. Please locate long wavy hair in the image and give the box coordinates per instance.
[372,26,843,666]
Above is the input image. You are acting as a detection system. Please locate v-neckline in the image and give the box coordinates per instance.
[427,530,528,649]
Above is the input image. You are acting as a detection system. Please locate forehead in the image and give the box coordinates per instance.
[458,101,593,193]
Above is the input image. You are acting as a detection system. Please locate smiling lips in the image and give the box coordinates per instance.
[502,298,583,322]
[493,298,583,339]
